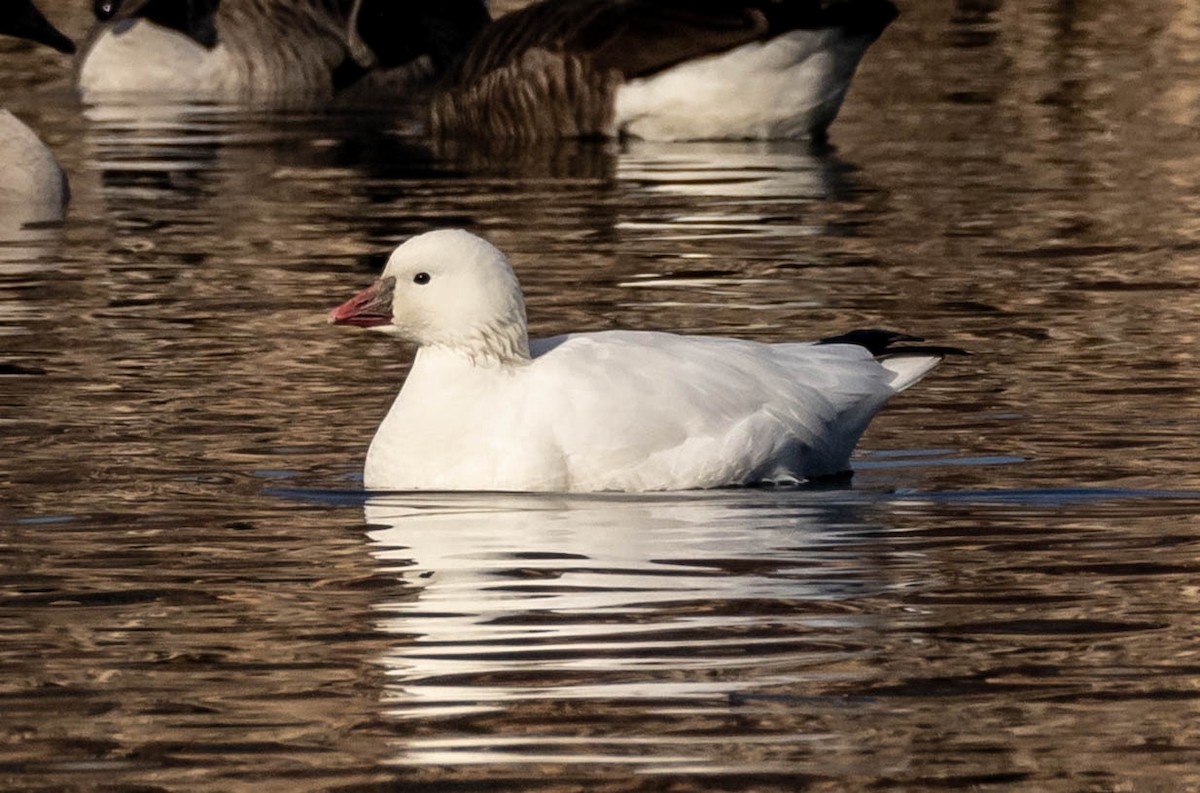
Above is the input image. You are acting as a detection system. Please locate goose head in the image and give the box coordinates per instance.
[1,0,74,53]
[331,230,531,363]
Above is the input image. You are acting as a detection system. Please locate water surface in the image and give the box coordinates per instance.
[3,1,1200,790]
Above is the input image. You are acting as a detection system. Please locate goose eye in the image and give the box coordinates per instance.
[413,272,431,285]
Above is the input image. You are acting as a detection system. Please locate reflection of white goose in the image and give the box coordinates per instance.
[331,229,962,492]
[364,491,883,721]
[1,0,75,229]
[615,141,856,245]
[618,141,849,201]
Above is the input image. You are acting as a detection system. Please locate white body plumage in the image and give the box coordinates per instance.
[331,230,953,493]
[77,14,348,104]
[0,110,68,227]
[615,27,881,141]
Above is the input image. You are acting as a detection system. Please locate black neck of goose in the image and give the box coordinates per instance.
[1,0,75,54]
[774,0,899,37]
[150,0,220,48]
[98,0,220,49]
[353,0,490,73]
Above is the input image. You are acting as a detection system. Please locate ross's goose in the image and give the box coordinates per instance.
[1,0,75,228]
[77,0,490,105]
[431,0,898,140]
[330,230,963,493]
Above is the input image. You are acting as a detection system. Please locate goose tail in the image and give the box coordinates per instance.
[817,328,968,392]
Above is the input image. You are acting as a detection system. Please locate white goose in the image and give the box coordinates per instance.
[432,0,898,140]
[1,0,74,228]
[330,230,962,493]
[77,0,490,105]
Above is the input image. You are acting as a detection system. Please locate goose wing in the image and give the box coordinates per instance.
[449,0,805,84]
[525,329,935,488]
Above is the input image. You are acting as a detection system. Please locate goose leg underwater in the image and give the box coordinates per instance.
[330,230,966,493]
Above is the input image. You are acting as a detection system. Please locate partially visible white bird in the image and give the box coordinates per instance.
[431,0,899,140]
[330,229,962,493]
[0,0,75,228]
[77,0,489,105]
[0,111,69,228]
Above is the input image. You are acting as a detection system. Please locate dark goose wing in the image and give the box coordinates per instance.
[452,0,778,84]
[435,0,782,137]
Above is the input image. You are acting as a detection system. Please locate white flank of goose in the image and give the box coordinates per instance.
[330,230,964,493]
[432,0,899,140]
[0,0,74,227]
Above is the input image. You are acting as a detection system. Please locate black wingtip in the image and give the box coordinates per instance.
[818,328,969,357]
[818,329,922,355]
[881,345,971,358]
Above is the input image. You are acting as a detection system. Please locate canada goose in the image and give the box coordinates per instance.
[432,0,898,141]
[1,0,75,227]
[77,0,490,105]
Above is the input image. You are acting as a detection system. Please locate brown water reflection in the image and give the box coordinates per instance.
[359,490,1200,790]
[3,0,1200,790]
